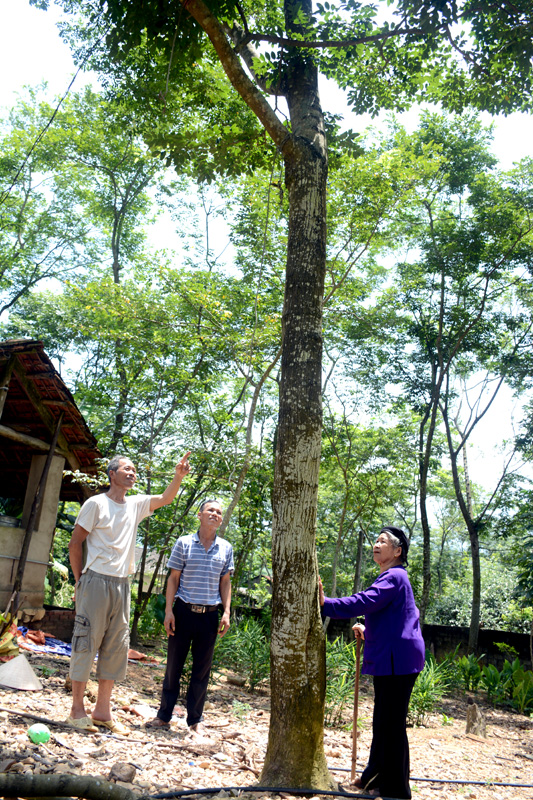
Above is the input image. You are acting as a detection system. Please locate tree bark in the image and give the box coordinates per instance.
[353,527,365,594]
[466,522,481,654]
[261,30,332,779]
[530,616,533,672]
[449,443,482,654]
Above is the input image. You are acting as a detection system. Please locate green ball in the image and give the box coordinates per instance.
[28,723,51,744]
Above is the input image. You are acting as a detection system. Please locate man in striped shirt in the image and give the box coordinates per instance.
[148,499,233,733]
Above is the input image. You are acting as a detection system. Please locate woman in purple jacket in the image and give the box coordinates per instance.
[320,526,425,799]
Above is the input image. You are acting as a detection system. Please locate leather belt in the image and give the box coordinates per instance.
[179,598,218,613]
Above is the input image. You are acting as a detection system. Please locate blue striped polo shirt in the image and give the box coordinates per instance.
[167,532,234,606]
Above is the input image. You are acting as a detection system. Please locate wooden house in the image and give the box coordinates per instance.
[0,339,101,621]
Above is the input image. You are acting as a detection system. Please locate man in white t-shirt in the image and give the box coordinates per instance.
[66,451,191,734]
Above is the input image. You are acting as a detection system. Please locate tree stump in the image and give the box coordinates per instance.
[465,700,487,737]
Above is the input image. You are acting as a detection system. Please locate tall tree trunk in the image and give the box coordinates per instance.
[108,338,129,453]
[529,617,533,670]
[260,3,333,784]
[458,425,480,653]
[348,526,365,640]
[218,345,282,537]
[418,398,439,624]
[261,104,332,788]
[467,521,481,654]
[442,404,481,653]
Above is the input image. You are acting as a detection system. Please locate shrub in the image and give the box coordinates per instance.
[133,592,166,640]
[500,658,521,699]
[482,663,509,705]
[324,637,360,727]
[432,645,462,691]
[480,658,533,715]
[512,668,533,715]
[494,642,519,661]
[408,654,449,726]
[213,617,270,691]
[457,653,484,692]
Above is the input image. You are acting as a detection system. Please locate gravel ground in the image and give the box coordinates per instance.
[0,647,532,800]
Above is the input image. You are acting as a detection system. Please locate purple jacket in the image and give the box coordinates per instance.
[323,566,425,676]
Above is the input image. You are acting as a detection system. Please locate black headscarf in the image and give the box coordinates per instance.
[381,526,409,565]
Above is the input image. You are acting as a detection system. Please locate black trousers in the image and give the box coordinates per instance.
[360,672,418,800]
[157,599,219,726]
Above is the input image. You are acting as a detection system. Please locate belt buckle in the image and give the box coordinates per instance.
[191,604,205,613]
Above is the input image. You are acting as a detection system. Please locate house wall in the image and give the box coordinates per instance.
[0,454,65,618]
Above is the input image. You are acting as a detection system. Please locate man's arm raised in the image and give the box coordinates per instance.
[150,451,191,512]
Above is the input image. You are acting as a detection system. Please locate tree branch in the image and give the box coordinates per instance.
[0,772,138,800]
[180,0,292,155]
[248,24,430,50]
[223,22,288,96]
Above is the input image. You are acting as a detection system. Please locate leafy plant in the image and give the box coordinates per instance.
[481,663,510,705]
[500,658,522,700]
[480,658,533,714]
[494,642,519,660]
[232,700,252,719]
[133,592,165,641]
[432,645,462,691]
[36,665,57,677]
[457,654,484,693]
[512,669,533,715]
[324,637,359,727]
[408,655,449,727]
[213,617,270,691]
[499,659,533,713]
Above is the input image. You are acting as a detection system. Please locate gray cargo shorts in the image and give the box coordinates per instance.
[69,569,130,682]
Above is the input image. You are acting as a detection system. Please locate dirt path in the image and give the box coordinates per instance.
[0,647,532,799]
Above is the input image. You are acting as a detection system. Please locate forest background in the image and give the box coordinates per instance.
[1,0,533,691]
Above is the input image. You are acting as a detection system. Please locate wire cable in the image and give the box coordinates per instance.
[149,776,533,800]
[329,765,533,788]
[151,787,389,799]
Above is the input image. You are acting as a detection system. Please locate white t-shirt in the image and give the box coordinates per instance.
[76,493,152,578]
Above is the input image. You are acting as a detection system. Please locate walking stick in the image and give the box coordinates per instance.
[351,637,362,783]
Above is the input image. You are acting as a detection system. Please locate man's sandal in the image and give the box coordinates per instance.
[91,717,130,736]
[65,715,98,732]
